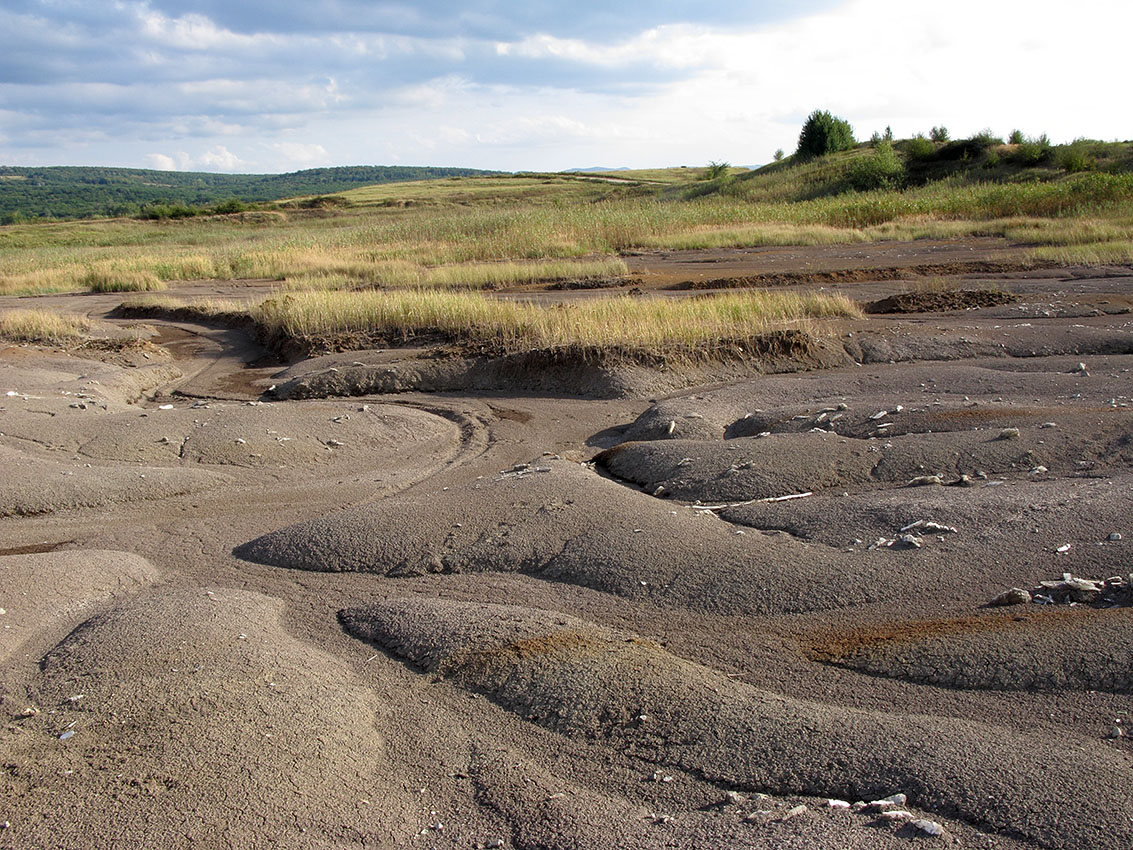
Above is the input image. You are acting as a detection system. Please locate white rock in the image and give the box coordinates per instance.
[827,799,851,809]
[880,810,914,822]
[912,819,945,837]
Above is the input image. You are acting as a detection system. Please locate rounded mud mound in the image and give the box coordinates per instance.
[3,587,410,849]
[810,606,1133,693]
[0,549,158,665]
[236,457,1029,616]
[343,597,1133,850]
[0,444,229,517]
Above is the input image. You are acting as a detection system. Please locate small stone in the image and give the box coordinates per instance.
[1105,726,1124,739]
[1040,422,1057,429]
[998,427,1021,440]
[989,587,1032,607]
[780,804,807,821]
[880,810,914,822]
[897,534,922,549]
[1109,532,1123,542]
[158,403,174,410]
[1029,465,1048,475]
[59,730,75,741]
[907,475,943,487]
[870,793,907,808]
[827,799,851,809]
[325,439,344,447]
[1073,362,1087,374]
[724,791,747,806]
[912,819,945,837]
[1055,544,1072,553]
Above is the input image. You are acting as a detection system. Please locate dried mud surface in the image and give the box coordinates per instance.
[1,239,1131,849]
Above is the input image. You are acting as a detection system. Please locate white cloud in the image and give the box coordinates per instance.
[269,142,329,167]
[197,145,248,171]
[145,153,177,170]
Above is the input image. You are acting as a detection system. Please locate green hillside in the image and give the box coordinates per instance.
[677,136,1133,204]
[0,165,501,222]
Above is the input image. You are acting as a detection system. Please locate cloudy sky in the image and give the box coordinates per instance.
[1,0,1128,173]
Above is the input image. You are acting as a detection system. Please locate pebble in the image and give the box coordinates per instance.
[897,534,923,549]
[912,819,945,837]
[871,793,907,808]
[1105,727,1124,739]
[827,799,851,809]
[1109,532,1123,542]
[1028,465,1048,475]
[907,475,943,487]
[59,730,75,741]
[989,587,1032,606]
[880,810,914,822]
[998,427,1021,440]
[780,804,807,821]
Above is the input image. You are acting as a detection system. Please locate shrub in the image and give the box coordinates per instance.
[1009,129,1025,145]
[973,129,1005,147]
[704,161,730,180]
[930,126,950,142]
[906,134,936,160]
[1057,141,1095,173]
[847,140,905,191]
[796,110,856,158]
[773,149,785,162]
[1012,134,1052,166]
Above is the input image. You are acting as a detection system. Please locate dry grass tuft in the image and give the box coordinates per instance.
[0,308,90,343]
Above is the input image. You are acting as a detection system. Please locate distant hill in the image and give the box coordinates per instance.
[0,165,502,221]
[563,167,631,173]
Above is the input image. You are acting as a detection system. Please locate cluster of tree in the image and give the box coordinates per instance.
[0,165,499,222]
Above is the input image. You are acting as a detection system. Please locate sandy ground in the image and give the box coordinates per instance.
[1,240,1131,849]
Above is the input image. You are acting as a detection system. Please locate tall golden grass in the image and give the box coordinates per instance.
[0,308,90,342]
[251,288,862,352]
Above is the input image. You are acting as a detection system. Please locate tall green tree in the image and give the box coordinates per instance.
[796,110,856,158]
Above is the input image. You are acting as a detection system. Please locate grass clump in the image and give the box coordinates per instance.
[81,268,167,292]
[0,308,90,343]
[252,288,862,355]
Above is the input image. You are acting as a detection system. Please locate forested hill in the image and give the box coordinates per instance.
[0,165,500,221]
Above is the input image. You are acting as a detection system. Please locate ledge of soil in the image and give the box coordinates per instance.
[865,289,1017,314]
[272,330,849,400]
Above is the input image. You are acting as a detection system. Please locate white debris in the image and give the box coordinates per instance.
[912,819,945,837]
[1029,465,1048,475]
[880,810,914,822]
[59,730,75,741]
[1056,544,1072,553]
[870,410,888,420]
[158,404,174,410]
[827,799,851,809]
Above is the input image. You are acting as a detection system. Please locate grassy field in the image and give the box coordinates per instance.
[2,138,1131,359]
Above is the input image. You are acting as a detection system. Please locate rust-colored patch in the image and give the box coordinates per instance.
[924,405,1114,423]
[0,540,72,556]
[806,606,1107,663]
[488,405,533,424]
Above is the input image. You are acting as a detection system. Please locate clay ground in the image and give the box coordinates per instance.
[1,238,1131,850]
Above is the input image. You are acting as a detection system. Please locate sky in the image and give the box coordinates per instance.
[1,0,1129,174]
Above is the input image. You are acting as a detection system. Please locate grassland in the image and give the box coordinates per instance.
[3,139,1131,357]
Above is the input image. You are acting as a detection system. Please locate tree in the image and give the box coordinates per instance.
[930,125,950,142]
[796,110,856,158]
[773,149,785,162]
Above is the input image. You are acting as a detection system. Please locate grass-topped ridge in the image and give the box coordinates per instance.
[123,289,862,359]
